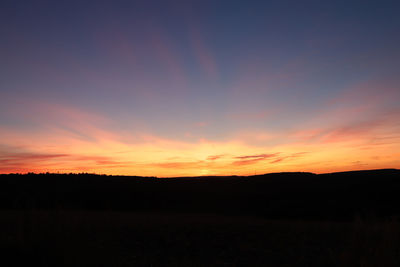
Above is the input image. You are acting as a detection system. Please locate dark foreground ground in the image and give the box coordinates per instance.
[1,169,400,266]
[1,210,399,267]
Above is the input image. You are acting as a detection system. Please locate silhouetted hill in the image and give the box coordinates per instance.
[1,169,399,220]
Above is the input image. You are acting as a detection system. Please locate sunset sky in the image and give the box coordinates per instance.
[1,0,400,176]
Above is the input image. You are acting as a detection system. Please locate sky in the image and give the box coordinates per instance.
[1,0,400,176]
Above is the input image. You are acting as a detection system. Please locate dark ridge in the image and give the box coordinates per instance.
[1,169,399,221]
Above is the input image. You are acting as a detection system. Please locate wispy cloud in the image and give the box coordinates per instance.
[189,26,218,80]
[234,153,278,160]
[233,153,279,166]
[228,110,270,121]
[193,121,208,128]
[206,154,225,161]
[269,152,308,164]
[0,150,133,173]
[149,24,188,88]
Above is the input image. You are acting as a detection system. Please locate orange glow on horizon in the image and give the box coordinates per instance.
[1,122,399,177]
[1,102,399,177]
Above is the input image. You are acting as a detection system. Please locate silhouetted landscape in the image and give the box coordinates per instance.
[1,169,400,266]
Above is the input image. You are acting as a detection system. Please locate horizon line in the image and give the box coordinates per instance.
[1,168,398,179]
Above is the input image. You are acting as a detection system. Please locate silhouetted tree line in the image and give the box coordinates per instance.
[1,169,400,221]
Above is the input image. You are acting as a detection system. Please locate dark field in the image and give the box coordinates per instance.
[1,169,400,266]
[1,210,399,267]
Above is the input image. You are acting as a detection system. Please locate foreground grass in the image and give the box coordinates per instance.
[1,210,399,266]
